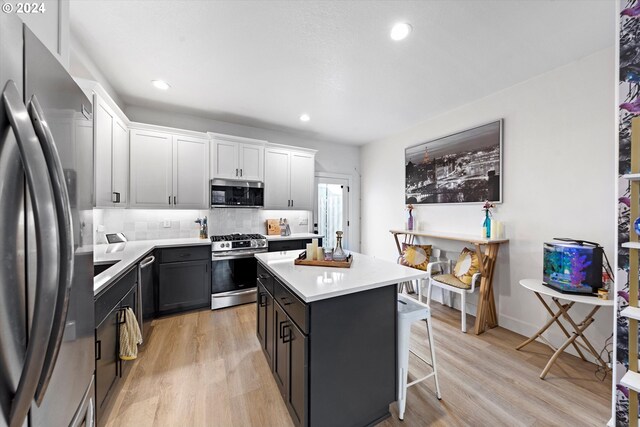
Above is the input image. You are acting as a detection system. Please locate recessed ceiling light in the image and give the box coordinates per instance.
[390,22,412,41]
[300,114,310,122]
[151,80,170,90]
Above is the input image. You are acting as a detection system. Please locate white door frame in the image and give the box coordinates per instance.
[314,172,352,250]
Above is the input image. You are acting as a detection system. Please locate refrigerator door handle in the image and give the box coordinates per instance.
[2,81,61,427]
[28,95,75,404]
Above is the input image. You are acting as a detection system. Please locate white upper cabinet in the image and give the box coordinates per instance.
[239,143,263,181]
[211,139,238,180]
[264,148,291,209]
[130,129,173,208]
[18,0,70,68]
[210,134,265,181]
[94,94,129,207]
[264,146,316,210]
[173,135,209,209]
[289,152,314,210]
[130,127,210,209]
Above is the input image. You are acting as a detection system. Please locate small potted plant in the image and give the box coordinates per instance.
[406,204,415,231]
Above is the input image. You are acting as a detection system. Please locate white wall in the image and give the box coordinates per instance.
[361,47,615,358]
[126,106,361,251]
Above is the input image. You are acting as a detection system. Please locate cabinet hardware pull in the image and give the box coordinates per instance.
[168,196,171,205]
[280,296,292,306]
[279,320,287,339]
[95,340,101,361]
[235,168,238,176]
[291,199,293,207]
[174,196,177,205]
[258,274,269,279]
[282,324,293,343]
[259,293,267,307]
[240,169,243,177]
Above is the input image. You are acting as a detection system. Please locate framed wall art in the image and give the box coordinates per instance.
[405,119,503,204]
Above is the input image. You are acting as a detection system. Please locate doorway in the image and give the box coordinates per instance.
[315,174,350,251]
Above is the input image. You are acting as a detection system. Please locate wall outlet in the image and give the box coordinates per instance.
[299,217,308,226]
[163,220,171,228]
[96,224,105,232]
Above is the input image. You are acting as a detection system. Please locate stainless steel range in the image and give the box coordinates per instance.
[210,233,268,309]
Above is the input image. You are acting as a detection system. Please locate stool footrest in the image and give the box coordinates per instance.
[407,372,436,388]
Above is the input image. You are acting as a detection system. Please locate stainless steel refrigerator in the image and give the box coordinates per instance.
[0,13,96,427]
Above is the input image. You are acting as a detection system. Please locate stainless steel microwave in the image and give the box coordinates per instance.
[210,179,264,208]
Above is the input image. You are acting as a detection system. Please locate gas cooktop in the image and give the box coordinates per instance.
[211,233,267,252]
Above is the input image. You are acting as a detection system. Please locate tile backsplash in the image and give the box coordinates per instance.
[94,208,312,244]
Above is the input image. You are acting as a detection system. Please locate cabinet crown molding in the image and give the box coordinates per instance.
[129,121,209,139]
[266,142,317,155]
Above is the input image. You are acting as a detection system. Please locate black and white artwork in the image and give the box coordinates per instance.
[405,120,502,204]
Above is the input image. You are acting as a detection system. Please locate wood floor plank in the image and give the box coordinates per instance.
[103,299,611,427]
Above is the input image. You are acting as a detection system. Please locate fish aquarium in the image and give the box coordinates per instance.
[542,241,603,295]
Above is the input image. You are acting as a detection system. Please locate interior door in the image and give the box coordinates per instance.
[315,175,350,250]
[130,129,172,208]
[239,143,263,181]
[264,148,290,209]
[111,119,129,205]
[289,152,314,210]
[173,135,208,208]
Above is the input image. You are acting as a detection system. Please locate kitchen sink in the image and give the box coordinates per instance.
[94,261,118,277]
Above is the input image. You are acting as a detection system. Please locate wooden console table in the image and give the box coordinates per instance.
[390,229,508,335]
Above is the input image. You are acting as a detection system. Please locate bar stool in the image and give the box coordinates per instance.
[397,293,442,420]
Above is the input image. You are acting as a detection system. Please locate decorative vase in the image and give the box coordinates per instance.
[408,211,414,231]
[333,231,347,261]
[483,211,491,238]
[635,217,640,236]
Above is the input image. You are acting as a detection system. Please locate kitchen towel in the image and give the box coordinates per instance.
[119,307,142,360]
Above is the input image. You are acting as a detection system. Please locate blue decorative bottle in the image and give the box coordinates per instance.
[483,211,491,238]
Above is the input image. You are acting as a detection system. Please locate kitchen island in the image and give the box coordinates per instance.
[254,250,426,427]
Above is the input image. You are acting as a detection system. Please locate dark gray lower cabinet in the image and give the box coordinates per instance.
[94,266,138,424]
[157,246,211,314]
[258,262,396,427]
[267,237,322,253]
[158,259,210,313]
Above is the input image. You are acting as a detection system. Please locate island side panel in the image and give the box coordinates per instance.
[309,285,397,427]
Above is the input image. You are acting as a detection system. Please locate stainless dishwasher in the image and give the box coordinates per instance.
[137,255,156,343]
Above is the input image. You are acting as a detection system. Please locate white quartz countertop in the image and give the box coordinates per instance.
[94,238,210,296]
[255,250,426,303]
[265,233,320,241]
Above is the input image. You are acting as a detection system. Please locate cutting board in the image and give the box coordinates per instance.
[266,219,280,235]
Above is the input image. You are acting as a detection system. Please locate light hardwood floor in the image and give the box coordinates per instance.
[103,300,611,427]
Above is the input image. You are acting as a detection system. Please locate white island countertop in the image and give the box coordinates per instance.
[94,238,211,296]
[255,250,426,303]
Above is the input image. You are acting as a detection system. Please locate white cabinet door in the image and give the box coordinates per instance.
[94,96,114,207]
[264,148,291,209]
[111,119,129,205]
[173,135,209,209]
[238,143,263,181]
[130,129,173,208]
[289,152,314,210]
[211,139,238,180]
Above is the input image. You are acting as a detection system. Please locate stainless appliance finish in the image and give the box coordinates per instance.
[211,234,267,309]
[137,255,155,343]
[0,15,95,427]
[210,179,264,208]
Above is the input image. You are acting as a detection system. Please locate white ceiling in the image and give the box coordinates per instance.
[70,0,614,145]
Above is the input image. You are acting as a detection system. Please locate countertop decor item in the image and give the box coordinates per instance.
[333,231,347,261]
[407,204,415,231]
[195,216,208,239]
[294,250,353,268]
[482,200,495,238]
[266,219,280,235]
